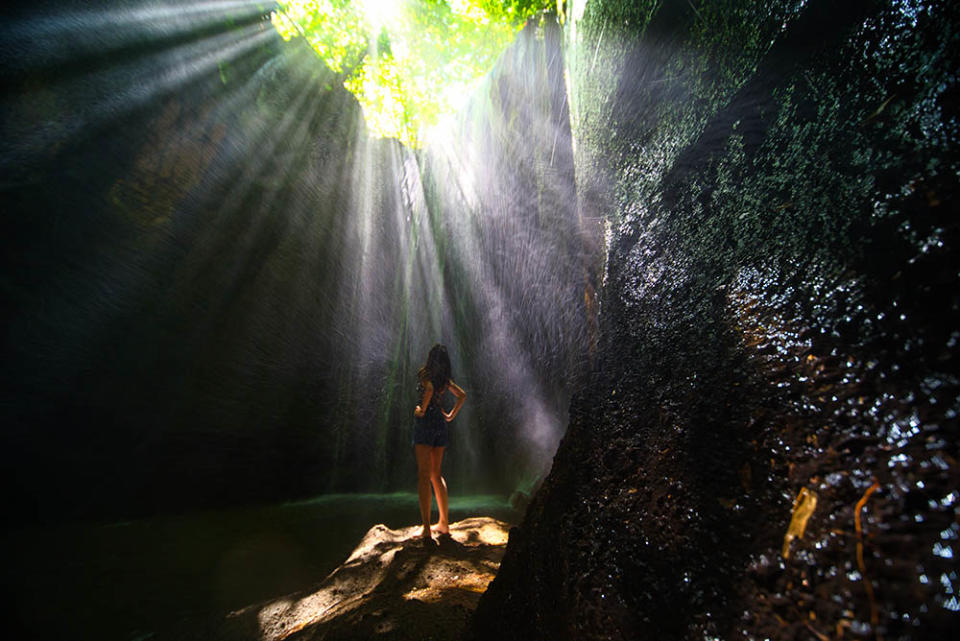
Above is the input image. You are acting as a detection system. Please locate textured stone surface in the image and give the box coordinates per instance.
[471,0,959,639]
[209,518,510,641]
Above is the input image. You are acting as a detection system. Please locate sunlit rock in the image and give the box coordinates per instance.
[217,517,511,641]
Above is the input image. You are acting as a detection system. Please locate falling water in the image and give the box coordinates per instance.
[2,0,588,510]
[2,1,592,638]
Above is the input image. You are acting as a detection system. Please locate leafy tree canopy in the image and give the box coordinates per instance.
[272,0,555,147]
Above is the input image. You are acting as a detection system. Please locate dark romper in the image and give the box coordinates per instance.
[413,384,448,447]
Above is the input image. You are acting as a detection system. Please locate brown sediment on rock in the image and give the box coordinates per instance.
[214,517,510,641]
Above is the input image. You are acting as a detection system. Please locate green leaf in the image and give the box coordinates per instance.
[272,0,552,147]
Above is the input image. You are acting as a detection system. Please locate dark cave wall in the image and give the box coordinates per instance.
[473,0,959,639]
[1,12,368,522]
[0,4,431,522]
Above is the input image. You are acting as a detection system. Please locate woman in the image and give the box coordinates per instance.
[413,344,466,541]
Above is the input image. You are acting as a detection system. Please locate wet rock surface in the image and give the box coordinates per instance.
[196,518,510,641]
[472,1,959,639]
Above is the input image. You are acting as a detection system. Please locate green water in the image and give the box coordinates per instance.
[2,493,518,641]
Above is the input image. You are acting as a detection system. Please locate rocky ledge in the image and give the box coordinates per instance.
[213,517,510,641]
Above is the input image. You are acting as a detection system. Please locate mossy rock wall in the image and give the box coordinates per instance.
[472,0,959,638]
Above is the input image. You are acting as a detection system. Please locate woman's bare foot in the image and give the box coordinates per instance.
[431,522,450,535]
[419,526,433,540]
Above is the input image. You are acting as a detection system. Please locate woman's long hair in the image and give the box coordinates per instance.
[418,344,451,394]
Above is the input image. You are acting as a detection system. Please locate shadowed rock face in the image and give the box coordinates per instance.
[471,0,959,639]
[205,517,510,641]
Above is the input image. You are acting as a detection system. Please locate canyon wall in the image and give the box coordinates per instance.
[472,0,959,638]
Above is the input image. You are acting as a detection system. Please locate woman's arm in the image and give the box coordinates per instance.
[443,381,466,422]
[414,381,433,418]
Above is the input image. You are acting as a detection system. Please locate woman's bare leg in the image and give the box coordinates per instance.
[429,446,449,534]
[415,445,433,539]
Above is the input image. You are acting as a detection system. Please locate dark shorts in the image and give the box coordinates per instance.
[413,406,448,447]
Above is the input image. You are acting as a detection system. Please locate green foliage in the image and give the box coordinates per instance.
[272,0,554,146]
